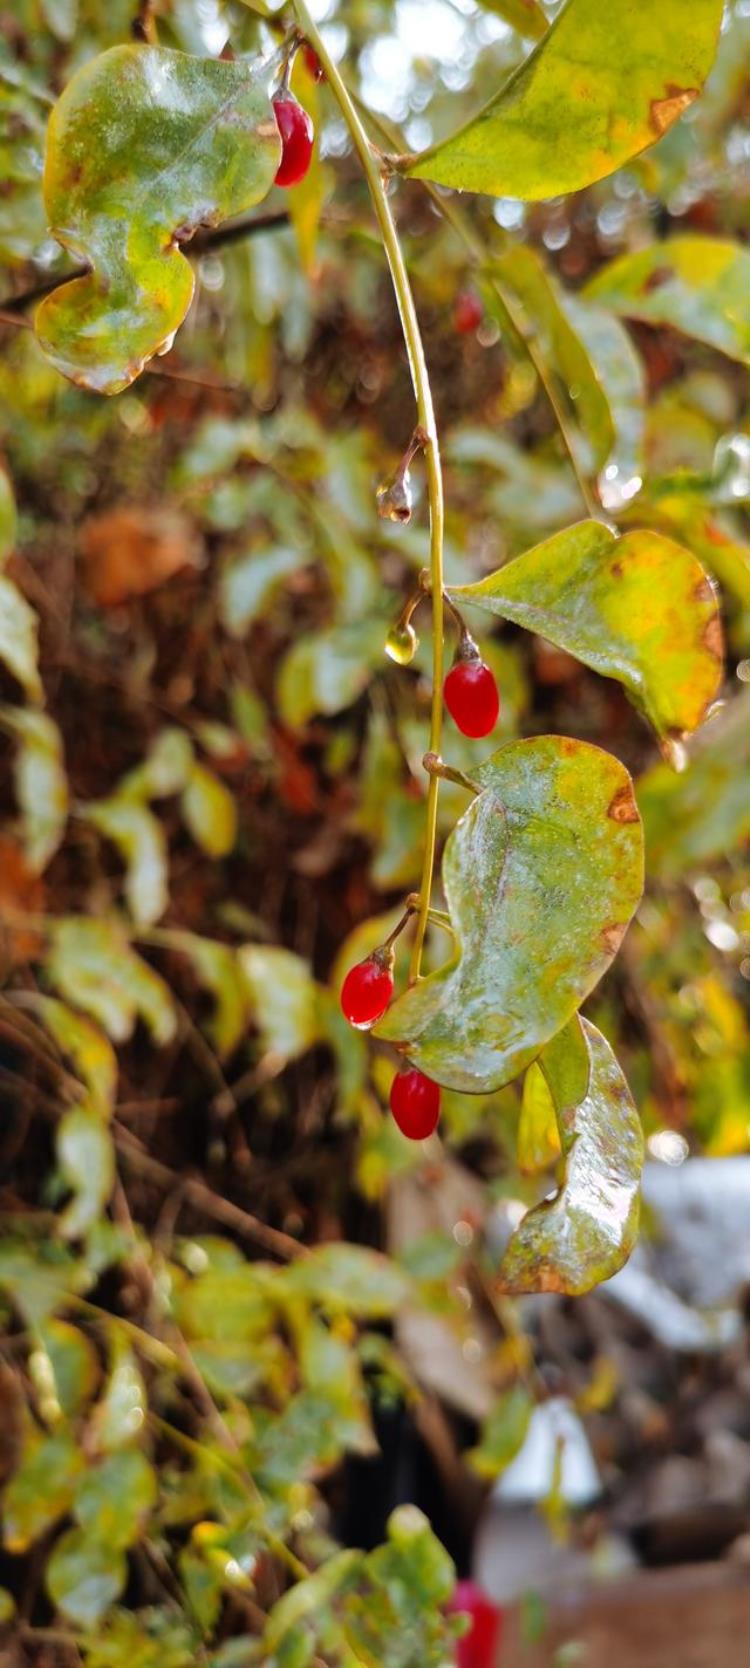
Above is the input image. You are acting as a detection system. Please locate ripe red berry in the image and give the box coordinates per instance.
[390,1068,440,1140]
[454,290,483,336]
[444,656,499,739]
[273,93,314,188]
[447,1581,504,1668]
[303,44,324,81]
[340,956,394,1029]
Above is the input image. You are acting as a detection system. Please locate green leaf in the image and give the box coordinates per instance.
[57,1105,116,1239]
[561,298,646,505]
[34,996,118,1115]
[491,246,614,472]
[639,693,750,878]
[276,620,385,728]
[121,727,194,801]
[0,1243,82,1328]
[239,945,318,1062]
[85,799,169,927]
[584,236,750,368]
[35,46,281,394]
[0,464,17,563]
[467,1384,534,1479]
[406,0,724,198]
[33,1319,100,1419]
[93,1347,148,1452]
[166,932,248,1055]
[75,1450,157,1550]
[47,917,177,1045]
[475,0,548,41]
[0,707,68,872]
[448,520,723,743]
[498,1017,643,1295]
[46,1526,126,1627]
[0,1588,15,1625]
[0,575,42,701]
[220,545,303,636]
[3,1428,84,1552]
[375,737,643,1093]
[288,1244,410,1318]
[181,762,237,858]
[517,1060,561,1174]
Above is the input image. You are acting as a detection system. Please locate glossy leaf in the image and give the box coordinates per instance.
[0,707,68,872]
[46,1526,126,1627]
[585,236,750,368]
[498,1017,644,1295]
[57,1105,115,1239]
[405,0,724,199]
[85,798,168,927]
[181,762,237,858]
[375,737,643,1092]
[448,520,723,743]
[562,297,646,507]
[36,46,280,393]
[46,917,176,1045]
[639,693,750,880]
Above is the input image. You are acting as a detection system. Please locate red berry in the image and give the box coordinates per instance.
[340,957,394,1029]
[454,290,483,336]
[273,93,314,188]
[390,1069,440,1140]
[447,1581,504,1668]
[444,657,499,739]
[303,44,324,81]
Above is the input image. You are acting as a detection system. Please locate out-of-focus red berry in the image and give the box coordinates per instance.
[447,1580,504,1668]
[303,44,324,81]
[454,290,483,335]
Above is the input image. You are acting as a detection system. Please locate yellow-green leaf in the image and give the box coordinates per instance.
[85,798,169,927]
[0,707,68,872]
[46,1527,126,1627]
[639,693,750,879]
[475,0,548,41]
[57,1105,115,1239]
[375,737,643,1093]
[47,917,176,1045]
[181,762,237,858]
[0,575,42,701]
[0,464,17,563]
[34,996,118,1116]
[585,236,750,368]
[498,1017,643,1295]
[448,520,723,743]
[517,1060,561,1174]
[405,0,724,199]
[36,46,280,394]
[4,1428,84,1552]
[239,945,318,1063]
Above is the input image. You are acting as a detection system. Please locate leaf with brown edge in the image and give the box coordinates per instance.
[448,520,723,746]
[374,737,643,1093]
[497,1016,643,1296]
[35,46,280,394]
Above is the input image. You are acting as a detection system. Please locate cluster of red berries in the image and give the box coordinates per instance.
[340,954,440,1140]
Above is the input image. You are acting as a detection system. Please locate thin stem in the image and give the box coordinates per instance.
[292,1,445,984]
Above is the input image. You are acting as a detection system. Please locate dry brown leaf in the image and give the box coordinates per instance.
[80,505,202,607]
[0,836,45,968]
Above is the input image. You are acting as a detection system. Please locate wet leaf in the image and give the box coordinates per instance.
[57,1105,115,1239]
[3,1428,84,1551]
[239,945,318,1062]
[288,1244,411,1317]
[0,576,42,701]
[85,799,169,927]
[498,1017,644,1295]
[492,246,614,471]
[517,1059,562,1174]
[181,762,237,858]
[0,708,68,872]
[468,1384,534,1479]
[46,1526,126,1627]
[376,737,643,1092]
[585,236,750,368]
[562,297,646,504]
[93,1348,148,1452]
[448,520,723,742]
[76,1450,157,1550]
[639,693,750,878]
[47,917,177,1045]
[406,0,724,199]
[35,996,118,1114]
[36,46,280,393]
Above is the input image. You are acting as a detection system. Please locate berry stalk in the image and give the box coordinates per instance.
[292,0,445,984]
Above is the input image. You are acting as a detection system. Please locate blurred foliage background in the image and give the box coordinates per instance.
[1,1,750,1663]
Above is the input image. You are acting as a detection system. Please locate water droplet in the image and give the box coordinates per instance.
[385,621,419,665]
